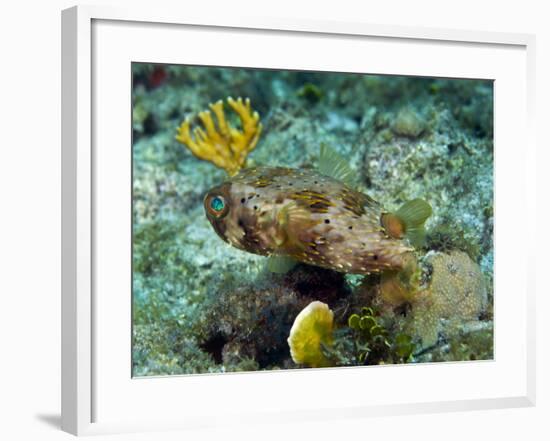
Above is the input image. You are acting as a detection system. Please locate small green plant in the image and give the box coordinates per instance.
[347,307,390,364]
[393,333,415,362]
[296,83,323,104]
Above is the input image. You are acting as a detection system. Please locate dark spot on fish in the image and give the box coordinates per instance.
[256,194,260,198]
[238,219,245,228]
[348,226,353,230]
[325,219,330,224]
[341,190,368,216]
[248,195,254,199]
[373,254,378,260]
[254,206,258,210]
[288,183,293,186]
[241,198,246,204]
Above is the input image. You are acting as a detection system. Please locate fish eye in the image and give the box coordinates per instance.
[210,196,224,212]
[206,194,229,219]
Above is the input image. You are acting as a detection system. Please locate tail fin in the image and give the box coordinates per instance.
[382,199,432,247]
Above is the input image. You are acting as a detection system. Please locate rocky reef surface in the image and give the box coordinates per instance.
[132,64,493,376]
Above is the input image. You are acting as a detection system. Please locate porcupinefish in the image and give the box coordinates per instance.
[203,145,431,275]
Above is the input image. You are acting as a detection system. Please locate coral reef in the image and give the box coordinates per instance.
[334,250,490,364]
[193,265,348,370]
[196,280,307,368]
[363,105,493,275]
[131,64,494,375]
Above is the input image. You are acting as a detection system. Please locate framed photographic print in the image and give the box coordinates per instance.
[62,5,536,436]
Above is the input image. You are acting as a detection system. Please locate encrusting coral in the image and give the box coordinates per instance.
[409,250,488,347]
[176,97,262,176]
[391,107,426,138]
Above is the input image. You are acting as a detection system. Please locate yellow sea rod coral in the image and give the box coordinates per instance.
[176,97,262,176]
[287,301,334,368]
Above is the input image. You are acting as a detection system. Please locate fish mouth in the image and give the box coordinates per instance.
[210,217,229,243]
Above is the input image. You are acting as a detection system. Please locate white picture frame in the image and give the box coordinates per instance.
[61,5,536,436]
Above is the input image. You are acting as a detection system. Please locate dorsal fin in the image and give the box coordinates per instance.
[318,143,355,186]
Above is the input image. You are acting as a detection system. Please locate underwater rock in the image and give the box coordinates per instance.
[198,279,310,369]
[364,106,493,275]
[197,265,350,369]
[423,223,481,261]
[133,323,218,376]
[391,107,426,138]
[324,111,359,133]
[409,251,488,348]
[132,99,149,134]
[220,340,258,367]
[430,79,494,138]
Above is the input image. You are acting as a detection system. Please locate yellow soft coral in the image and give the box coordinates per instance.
[176,97,262,176]
[287,301,334,368]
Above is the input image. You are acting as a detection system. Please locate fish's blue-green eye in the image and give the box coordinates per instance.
[206,194,229,219]
[211,196,225,212]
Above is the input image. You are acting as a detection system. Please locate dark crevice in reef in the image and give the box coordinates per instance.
[200,333,227,364]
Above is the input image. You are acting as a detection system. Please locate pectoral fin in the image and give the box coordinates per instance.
[267,255,298,274]
[276,201,313,246]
